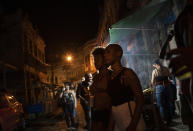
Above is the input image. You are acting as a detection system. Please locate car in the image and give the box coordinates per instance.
[0,91,25,131]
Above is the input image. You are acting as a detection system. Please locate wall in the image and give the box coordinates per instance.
[97,0,151,46]
[96,0,184,89]
[81,39,97,74]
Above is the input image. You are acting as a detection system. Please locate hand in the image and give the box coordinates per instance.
[167,48,193,77]
[126,123,136,131]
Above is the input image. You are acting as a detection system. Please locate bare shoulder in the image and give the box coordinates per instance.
[121,68,141,89]
[122,67,137,77]
[121,67,140,83]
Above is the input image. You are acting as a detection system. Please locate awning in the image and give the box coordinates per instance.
[109,0,170,43]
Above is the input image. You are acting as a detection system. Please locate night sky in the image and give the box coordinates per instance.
[2,0,101,63]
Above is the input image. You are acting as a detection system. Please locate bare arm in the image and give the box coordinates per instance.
[60,92,63,98]
[123,69,144,130]
[151,70,156,85]
[71,91,77,108]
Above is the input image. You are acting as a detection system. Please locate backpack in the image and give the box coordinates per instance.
[61,92,74,105]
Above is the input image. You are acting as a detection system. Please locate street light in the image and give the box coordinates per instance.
[66,55,72,62]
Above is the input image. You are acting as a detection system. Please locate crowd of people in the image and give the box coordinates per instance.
[58,0,193,130]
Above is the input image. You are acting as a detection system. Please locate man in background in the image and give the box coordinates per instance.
[76,73,92,129]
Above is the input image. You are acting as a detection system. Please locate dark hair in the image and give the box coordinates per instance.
[107,44,123,58]
[64,82,71,86]
[92,47,105,56]
[153,59,162,66]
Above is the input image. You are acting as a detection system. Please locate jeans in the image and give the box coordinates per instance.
[63,103,75,128]
[156,85,173,121]
[73,108,78,117]
[80,101,89,126]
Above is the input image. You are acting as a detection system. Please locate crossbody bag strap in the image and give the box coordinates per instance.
[120,68,134,119]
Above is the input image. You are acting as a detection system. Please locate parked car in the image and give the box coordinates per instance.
[0,91,25,131]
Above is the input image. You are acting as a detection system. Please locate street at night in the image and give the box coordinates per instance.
[1,0,193,131]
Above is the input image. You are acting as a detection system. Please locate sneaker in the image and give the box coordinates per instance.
[67,127,71,130]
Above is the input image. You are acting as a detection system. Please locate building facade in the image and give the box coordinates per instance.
[0,9,51,107]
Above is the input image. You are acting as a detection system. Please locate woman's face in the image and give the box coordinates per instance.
[153,64,160,70]
[94,54,104,70]
[65,85,70,91]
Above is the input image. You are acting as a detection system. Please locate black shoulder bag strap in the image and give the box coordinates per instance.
[120,68,134,119]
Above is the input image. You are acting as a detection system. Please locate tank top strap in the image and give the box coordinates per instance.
[115,67,127,79]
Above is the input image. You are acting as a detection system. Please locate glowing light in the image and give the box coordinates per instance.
[66,56,72,62]
[127,41,135,51]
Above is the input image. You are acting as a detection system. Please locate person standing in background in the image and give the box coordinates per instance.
[151,59,173,124]
[76,73,92,129]
[60,82,77,130]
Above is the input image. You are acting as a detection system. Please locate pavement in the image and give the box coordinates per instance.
[25,101,189,131]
